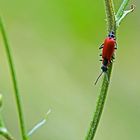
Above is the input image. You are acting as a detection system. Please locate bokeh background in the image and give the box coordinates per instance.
[0,0,139,140]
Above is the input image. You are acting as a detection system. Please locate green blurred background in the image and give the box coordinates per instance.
[0,0,139,140]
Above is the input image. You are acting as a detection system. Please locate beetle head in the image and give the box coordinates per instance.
[108,31,115,39]
[101,65,108,72]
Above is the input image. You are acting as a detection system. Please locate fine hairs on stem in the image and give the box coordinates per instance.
[85,0,116,138]
[85,0,134,140]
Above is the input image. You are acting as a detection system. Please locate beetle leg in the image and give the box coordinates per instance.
[115,42,118,49]
[99,44,104,49]
[109,60,112,63]
[112,54,115,60]
[111,57,115,62]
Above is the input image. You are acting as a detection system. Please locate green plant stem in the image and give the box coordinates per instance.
[0,128,15,140]
[86,0,134,139]
[0,18,28,140]
[28,109,51,137]
[116,0,134,27]
[116,0,130,20]
[0,116,15,140]
[85,0,116,140]
[104,0,116,32]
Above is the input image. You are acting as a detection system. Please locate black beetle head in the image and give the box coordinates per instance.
[101,65,108,72]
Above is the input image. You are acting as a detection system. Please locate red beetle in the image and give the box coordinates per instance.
[95,31,117,85]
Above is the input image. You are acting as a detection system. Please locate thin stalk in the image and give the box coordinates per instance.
[0,18,28,140]
[0,115,15,140]
[116,0,134,27]
[116,0,130,20]
[28,109,51,137]
[86,0,134,139]
[0,128,15,140]
[85,0,116,140]
[104,0,116,32]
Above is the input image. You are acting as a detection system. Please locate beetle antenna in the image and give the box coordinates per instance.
[94,71,103,85]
